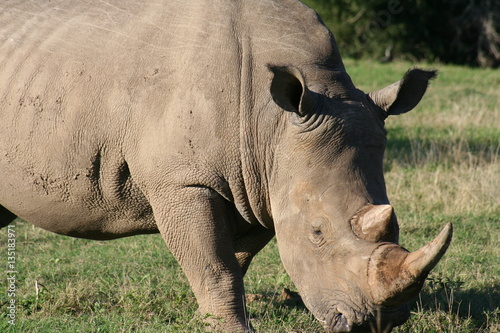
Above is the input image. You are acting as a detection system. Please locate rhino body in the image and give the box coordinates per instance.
[0,1,452,332]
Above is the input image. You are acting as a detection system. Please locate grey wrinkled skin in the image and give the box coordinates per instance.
[0,1,447,332]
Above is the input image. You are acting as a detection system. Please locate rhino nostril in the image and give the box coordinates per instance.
[331,313,350,332]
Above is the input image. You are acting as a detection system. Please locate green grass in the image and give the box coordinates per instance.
[1,60,499,332]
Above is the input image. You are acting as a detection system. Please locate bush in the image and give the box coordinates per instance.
[303,0,500,68]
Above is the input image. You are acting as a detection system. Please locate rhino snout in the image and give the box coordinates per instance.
[323,303,411,333]
[326,313,350,332]
[324,312,368,333]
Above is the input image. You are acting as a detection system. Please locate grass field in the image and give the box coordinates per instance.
[1,59,499,333]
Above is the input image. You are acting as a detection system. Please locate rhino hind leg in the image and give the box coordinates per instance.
[0,205,17,228]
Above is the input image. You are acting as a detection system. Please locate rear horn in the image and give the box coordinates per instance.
[351,204,399,243]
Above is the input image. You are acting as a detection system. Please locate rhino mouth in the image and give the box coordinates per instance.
[324,313,350,332]
[323,303,410,333]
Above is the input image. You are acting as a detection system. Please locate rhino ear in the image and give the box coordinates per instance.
[269,65,315,116]
[369,69,437,116]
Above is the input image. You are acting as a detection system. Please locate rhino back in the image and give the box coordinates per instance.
[0,0,342,236]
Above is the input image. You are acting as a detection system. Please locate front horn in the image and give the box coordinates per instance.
[366,223,453,306]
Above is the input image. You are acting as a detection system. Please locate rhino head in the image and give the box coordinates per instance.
[267,66,452,332]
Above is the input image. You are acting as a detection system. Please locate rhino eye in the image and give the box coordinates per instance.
[311,217,326,236]
[309,226,325,246]
[312,226,323,236]
[309,217,327,245]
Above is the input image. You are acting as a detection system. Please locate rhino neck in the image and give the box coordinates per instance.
[235,106,285,230]
[225,36,278,230]
[228,0,347,229]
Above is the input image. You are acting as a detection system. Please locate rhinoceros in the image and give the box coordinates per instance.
[0,0,452,332]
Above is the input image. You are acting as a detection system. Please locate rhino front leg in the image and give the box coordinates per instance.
[152,185,252,332]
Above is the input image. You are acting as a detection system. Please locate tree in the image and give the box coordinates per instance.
[303,0,500,68]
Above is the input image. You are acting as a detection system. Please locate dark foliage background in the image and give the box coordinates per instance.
[303,0,500,68]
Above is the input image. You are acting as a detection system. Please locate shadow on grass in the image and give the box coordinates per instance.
[412,280,500,329]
